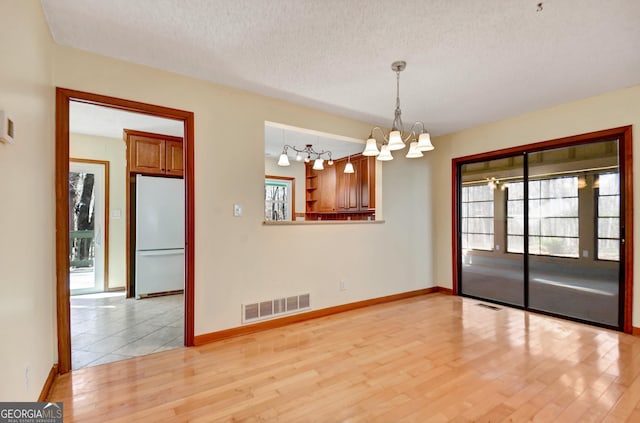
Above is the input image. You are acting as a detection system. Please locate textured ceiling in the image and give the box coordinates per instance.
[42,0,640,136]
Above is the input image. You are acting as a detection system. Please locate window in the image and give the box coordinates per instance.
[507,176,579,258]
[461,184,494,251]
[596,173,620,261]
[265,177,294,221]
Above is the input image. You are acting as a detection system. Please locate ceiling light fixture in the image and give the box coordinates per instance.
[278,144,334,170]
[362,61,434,160]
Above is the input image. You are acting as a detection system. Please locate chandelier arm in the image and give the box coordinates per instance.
[310,147,332,157]
[288,145,304,155]
[407,121,425,134]
[284,144,334,161]
[402,121,426,142]
[370,126,389,143]
[292,145,311,155]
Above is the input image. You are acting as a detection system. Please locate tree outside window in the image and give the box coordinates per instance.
[265,177,294,221]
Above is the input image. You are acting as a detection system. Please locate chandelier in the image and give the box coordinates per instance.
[278,143,334,170]
[362,61,434,160]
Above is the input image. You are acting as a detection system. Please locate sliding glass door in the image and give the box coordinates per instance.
[527,141,620,326]
[460,156,524,306]
[457,136,624,330]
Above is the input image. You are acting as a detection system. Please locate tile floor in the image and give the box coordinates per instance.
[71,291,184,370]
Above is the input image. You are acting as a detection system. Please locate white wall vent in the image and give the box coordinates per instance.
[242,293,311,324]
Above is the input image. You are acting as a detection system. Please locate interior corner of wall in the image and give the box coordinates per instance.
[375,160,383,220]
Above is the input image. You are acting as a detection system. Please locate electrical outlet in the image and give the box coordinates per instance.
[340,280,347,291]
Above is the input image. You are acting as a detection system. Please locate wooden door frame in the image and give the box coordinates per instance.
[451,126,633,333]
[69,158,110,292]
[56,88,195,373]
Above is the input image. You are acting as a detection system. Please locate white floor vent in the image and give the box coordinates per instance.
[242,293,311,324]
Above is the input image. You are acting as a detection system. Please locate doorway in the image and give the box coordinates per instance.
[453,126,633,332]
[56,88,195,373]
[69,159,108,295]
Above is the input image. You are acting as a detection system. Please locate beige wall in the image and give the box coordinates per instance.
[70,133,127,289]
[0,1,55,400]
[51,44,434,335]
[432,85,640,325]
[264,158,306,219]
[16,0,640,401]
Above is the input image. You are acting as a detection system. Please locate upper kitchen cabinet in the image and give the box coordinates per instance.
[306,154,375,220]
[305,162,336,213]
[125,129,184,177]
[165,140,184,176]
[335,154,375,212]
[357,155,375,211]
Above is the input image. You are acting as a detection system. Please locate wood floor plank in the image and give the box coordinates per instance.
[48,294,640,422]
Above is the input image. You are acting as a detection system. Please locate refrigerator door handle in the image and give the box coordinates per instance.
[138,249,184,257]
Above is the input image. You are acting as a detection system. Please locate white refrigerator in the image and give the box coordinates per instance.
[135,175,185,298]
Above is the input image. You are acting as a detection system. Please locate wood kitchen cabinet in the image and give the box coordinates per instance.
[305,163,336,213]
[165,140,184,176]
[125,129,184,176]
[305,154,375,220]
[357,155,375,211]
[335,154,375,212]
[305,170,318,211]
[335,159,358,210]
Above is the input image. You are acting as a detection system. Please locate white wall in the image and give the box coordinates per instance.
[70,133,127,289]
[51,44,434,336]
[264,157,306,219]
[0,1,54,400]
[431,85,640,326]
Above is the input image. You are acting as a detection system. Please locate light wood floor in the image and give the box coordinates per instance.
[49,293,640,422]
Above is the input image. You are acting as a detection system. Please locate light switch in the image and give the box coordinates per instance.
[233,204,243,217]
[582,250,589,258]
[111,209,122,219]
